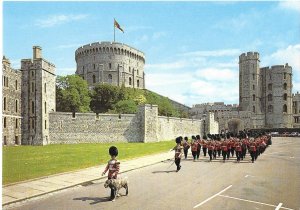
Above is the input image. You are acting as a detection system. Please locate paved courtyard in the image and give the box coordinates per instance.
[4,137,300,210]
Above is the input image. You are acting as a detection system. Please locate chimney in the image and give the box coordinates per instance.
[33,46,42,59]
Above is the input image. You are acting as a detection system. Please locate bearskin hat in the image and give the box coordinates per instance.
[109,146,118,157]
[196,135,200,140]
[175,137,181,144]
[192,135,196,140]
[203,135,207,140]
[184,136,188,141]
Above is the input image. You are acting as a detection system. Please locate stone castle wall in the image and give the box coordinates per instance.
[75,42,145,89]
[2,57,22,145]
[49,105,202,144]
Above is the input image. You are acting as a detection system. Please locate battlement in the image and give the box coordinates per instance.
[239,51,260,62]
[75,41,145,62]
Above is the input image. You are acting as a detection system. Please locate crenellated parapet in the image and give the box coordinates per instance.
[239,52,260,63]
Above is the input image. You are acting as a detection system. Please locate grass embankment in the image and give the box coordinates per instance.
[2,141,175,185]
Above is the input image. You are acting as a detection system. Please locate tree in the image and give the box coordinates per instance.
[56,75,90,112]
[115,99,137,114]
[90,84,121,113]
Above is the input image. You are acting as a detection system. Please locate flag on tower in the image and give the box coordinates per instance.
[114,19,124,33]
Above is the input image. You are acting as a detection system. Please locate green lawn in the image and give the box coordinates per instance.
[2,141,175,185]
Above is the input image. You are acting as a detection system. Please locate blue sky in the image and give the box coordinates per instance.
[3,1,300,107]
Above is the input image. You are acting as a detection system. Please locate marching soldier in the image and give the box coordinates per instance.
[173,137,183,172]
[183,136,190,159]
[249,141,257,163]
[191,136,198,161]
[202,136,208,157]
[221,141,228,162]
[235,140,242,162]
[102,146,120,201]
[207,141,214,161]
[196,135,201,159]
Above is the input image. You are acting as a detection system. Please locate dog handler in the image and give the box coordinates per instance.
[102,146,120,201]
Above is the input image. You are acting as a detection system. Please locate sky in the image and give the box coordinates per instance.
[2,1,300,107]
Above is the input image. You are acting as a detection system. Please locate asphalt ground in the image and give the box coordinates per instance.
[5,137,300,210]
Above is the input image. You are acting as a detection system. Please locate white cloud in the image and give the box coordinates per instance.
[278,1,300,13]
[35,14,88,28]
[262,44,300,74]
[196,68,238,81]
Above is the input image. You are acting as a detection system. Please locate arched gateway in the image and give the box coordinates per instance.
[227,118,244,134]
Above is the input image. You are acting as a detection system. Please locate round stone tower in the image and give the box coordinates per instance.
[75,42,145,89]
[239,52,262,113]
[265,64,293,128]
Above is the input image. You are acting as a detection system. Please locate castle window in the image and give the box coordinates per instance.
[4,136,7,145]
[32,119,35,129]
[45,120,47,129]
[269,74,271,80]
[283,104,287,113]
[15,80,18,90]
[137,80,140,87]
[31,71,34,77]
[137,70,139,75]
[83,66,85,71]
[253,106,255,113]
[129,67,131,72]
[283,83,287,90]
[252,85,255,90]
[252,74,255,80]
[15,100,18,112]
[32,101,35,114]
[268,105,273,113]
[109,63,112,69]
[6,77,8,87]
[252,94,255,101]
[93,64,95,69]
[268,94,272,101]
[4,97,6,110]
[284,72,286,79]
[268,83,272,91]
[4,117,6,128]
[129,77,132,86]
[32,82,35,92]
[93,75,96,83]
[3,76,5,87]
[45,83,47,93]
[283,93,287,101]
[45,102,47,114]
[108,74,112,84]
[16,119,18,128]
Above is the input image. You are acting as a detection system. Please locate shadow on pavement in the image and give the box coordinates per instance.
[152,170,177,174]
[73,196,111,205]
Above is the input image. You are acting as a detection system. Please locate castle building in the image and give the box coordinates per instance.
[2,46,56,145]
[190,51,299,133]
[75,42,145,89]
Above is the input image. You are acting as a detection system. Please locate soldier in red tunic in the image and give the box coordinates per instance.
[172,137,183,172]
[102,146,120,201]
[191,136,198,161]
[183,136,190,159]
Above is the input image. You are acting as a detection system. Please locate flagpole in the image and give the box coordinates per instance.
[114,18,115,42]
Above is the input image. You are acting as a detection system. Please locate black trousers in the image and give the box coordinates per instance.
[184,149,188,159]
[250,151,256,162]
[203,148,207,156]
[231,148,235,157]
[222,150,227,161]
[236,151,241,161]
[196,148,201,159]
[227,150,230,159]
[208,150,213,161]
[217,149,221,157]
[175,158,181,170]
[192,151,197,160]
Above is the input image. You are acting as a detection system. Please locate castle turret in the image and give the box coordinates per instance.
[21,46,56,145]
[75,42,145,89]
[239,52,264,128]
